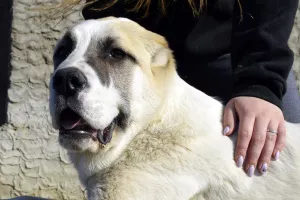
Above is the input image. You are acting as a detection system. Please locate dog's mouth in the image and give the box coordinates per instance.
[59,108,116,145]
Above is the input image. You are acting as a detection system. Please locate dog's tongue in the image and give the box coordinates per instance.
[62,118,81,130]
[60,109,81,130]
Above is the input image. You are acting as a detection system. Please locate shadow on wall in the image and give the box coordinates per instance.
[0,0,13,126]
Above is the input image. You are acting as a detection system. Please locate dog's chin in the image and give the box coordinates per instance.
[59,134,99,152]
[57,108,117,152]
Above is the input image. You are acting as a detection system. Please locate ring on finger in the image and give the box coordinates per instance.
[267,129,278,134]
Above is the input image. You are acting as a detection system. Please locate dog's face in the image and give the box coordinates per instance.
[50,17,174,153]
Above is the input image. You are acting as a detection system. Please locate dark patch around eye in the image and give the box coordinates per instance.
[101,37,114,52]
[53,32,76,68]
[99,37,137,63]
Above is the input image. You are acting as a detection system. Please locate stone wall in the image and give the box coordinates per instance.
[289,8,300,90]
[0,0,85,199]
[0,0,300,199]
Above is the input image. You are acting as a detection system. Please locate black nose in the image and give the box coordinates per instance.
[52,67,87,97]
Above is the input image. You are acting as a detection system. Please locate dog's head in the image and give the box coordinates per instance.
[50,17,175,153]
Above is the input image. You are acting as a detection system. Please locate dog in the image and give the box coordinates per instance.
[49,17,300,200]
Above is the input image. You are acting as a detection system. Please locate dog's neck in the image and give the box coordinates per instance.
[153,74,224,135]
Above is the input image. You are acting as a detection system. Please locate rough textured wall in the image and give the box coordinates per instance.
[0,0,85,199]
[0,0,300,199]
[289,8,300,90]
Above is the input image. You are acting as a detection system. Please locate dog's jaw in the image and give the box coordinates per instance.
[68,121,142,185]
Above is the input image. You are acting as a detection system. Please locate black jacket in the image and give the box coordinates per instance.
[82,0,298,108]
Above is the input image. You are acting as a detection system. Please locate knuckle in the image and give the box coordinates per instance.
[259,112,268,118]
[245,110,255,117]
[277,111,284,119]
[240,130,252,139]
[266,134,277,142]
[253,135,265,145]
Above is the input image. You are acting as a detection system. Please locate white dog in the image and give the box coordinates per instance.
[49,17,300,200]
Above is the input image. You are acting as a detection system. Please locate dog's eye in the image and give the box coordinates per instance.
[109,48,126,59]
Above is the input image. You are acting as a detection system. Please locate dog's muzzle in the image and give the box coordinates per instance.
[52,67,116,145]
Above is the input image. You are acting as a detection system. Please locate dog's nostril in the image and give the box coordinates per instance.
[53,67,87,96]
[69,75,85,90]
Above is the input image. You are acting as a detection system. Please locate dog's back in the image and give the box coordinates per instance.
[87,109,300,200]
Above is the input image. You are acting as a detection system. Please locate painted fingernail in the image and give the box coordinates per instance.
[223,126,230,135]
[275,151,280,160]
[247,165,255,177]
[261,163,268,174]
[236,156,244,168]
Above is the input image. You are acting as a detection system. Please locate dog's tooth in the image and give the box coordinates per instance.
[97,130,106,145]
[96,121,116,145]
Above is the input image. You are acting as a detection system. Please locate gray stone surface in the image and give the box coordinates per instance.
[0,0,85,199]
[289,8,300,90]
[0,0,300,199]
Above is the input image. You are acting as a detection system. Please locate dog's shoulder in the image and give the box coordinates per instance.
[86,119,242,199]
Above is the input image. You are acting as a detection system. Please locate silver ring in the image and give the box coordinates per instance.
[267,129,278,134]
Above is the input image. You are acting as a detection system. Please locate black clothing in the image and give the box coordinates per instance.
[82,0,298,108]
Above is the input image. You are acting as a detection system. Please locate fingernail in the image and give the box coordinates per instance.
[223,126,230,135]
[275,151,280,160]
[247,165,255,177]
[261,163,268,174]
[236,156,244,168]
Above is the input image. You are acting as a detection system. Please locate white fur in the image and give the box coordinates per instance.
[51,18,300,200]
[83,75,300,200]
[50,19,122,132]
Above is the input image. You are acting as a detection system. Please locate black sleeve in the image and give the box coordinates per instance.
[231,0,298,108]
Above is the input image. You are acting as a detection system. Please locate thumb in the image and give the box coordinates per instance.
[223,100,237,136]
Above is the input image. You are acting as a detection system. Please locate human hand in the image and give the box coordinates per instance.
[223,96,286,177]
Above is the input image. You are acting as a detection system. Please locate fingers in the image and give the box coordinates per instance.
[227,97,287,178]
[273,121,286,160]
[257,121,278,175]
[244,117,269,177]
[235,113,255,169]
[223,101,237,136]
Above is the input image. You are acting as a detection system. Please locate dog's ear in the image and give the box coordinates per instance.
[151,48,171,68]
[148,33,172,68]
